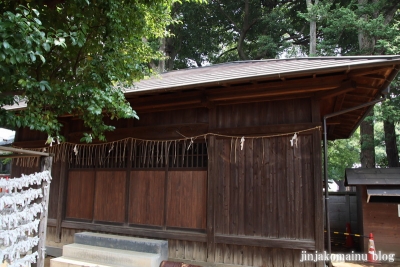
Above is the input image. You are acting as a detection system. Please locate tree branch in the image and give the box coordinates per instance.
[215,0,240,32]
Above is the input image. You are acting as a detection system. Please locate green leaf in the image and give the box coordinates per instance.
[42,42,51,52]
[33,18,42,25]
[3,41,10,49]
[29,52,36,62]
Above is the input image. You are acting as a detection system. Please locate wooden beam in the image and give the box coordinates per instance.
[61,221,207,243]
[129,91,204,111]
[209,123,321,137]
[214,234,315,250]
[0,154,46,159]
[213,93,314,106]
[348,67,391,77]
[328,94,346,136]
[315,81,356,100]
[207,77,345,102]
[0,146,49,156]
[67,123,209,142]
[356,85,379,91]
[326,119,341,125]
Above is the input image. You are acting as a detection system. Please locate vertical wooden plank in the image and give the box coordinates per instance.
[124,140,132,226]
[238,137,245,236]
[252,246,263,267]
[313,129,324,267]
[311,97,320,123]
[287,134,295,239]
[55,158,67,242]
[242,245,253,267]
[184,241,194,260]
[230,138,239,236]
[222,140,230,235]
[269,137,278,238]
[277,137,286,238]
[262,138,271,238]
[253,139,262,237]
[177,239,185,259]
[166,171,180,227]
[223,244,232,264]
[214,244,223,264]
[294,135,303,240]
[93,171,126,222]
[168,239,176,259]
[232,244,242,265]
[206,134,216,262]
[65,171,95,220]
[244,138,254,236]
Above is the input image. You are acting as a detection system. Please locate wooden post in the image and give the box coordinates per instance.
[33,156,53,267]
[55,158,67,242]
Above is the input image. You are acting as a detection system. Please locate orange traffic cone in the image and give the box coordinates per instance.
[345,223,354,248]
[367,233,379,263]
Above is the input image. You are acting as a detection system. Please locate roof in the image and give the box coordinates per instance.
[345,168,400,185]
[125,56,400,95]
[4,56,400,140]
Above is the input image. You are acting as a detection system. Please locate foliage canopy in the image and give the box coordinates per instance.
[0,0,178,142]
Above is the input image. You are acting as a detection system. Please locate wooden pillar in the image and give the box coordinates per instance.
[55,158,67,242]
[207,104,216,262]
[206,135,216,262]
[312,97,324,267]
[56,121,69,242]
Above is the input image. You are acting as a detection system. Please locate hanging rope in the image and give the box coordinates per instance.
[12,126,321,167]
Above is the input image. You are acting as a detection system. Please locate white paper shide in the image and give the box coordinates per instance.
[0,171,52,266]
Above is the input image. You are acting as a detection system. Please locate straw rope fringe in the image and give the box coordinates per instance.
[12,126,320,167]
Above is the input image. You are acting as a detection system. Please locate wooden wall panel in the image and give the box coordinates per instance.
[168,240,208,262]
[93,171,126,223]
[212,244,316,267]
[48,160,61,219]
[216,98,312,129]
[129,171,165,226]
[133,108,208,127]
[66,170,95,220]
[215,134,315,241]
[167,171,207,229]
[361,186,400,256]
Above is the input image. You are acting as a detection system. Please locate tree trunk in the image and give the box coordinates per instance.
[358,0,376,54]
[384,119,399,167]
[158,37,166,73]
[360,109,375,168]
[306,0,318,56]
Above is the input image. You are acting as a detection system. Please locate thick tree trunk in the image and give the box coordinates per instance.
[384,119,399,167]
[360,110,375,168]
[358,0,376,54]
[306,0,318,56]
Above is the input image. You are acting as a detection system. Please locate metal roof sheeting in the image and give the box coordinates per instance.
[125,56,400,95]
[345,168,400,185]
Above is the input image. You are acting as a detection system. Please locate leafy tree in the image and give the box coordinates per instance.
[0,0,179,142]
[327,130,361,180]
[164,0,311,70]
[311,0,400,168]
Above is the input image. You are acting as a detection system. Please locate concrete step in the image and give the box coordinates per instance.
[50,256,113,267]
[62,243,162,267]
[74,232,168,258]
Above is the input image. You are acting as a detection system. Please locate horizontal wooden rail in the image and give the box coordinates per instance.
[61,221,207,243]
[215,234,316,250]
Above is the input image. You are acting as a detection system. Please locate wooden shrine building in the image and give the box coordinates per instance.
[9,56,400,267]
[345,168,400,258]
